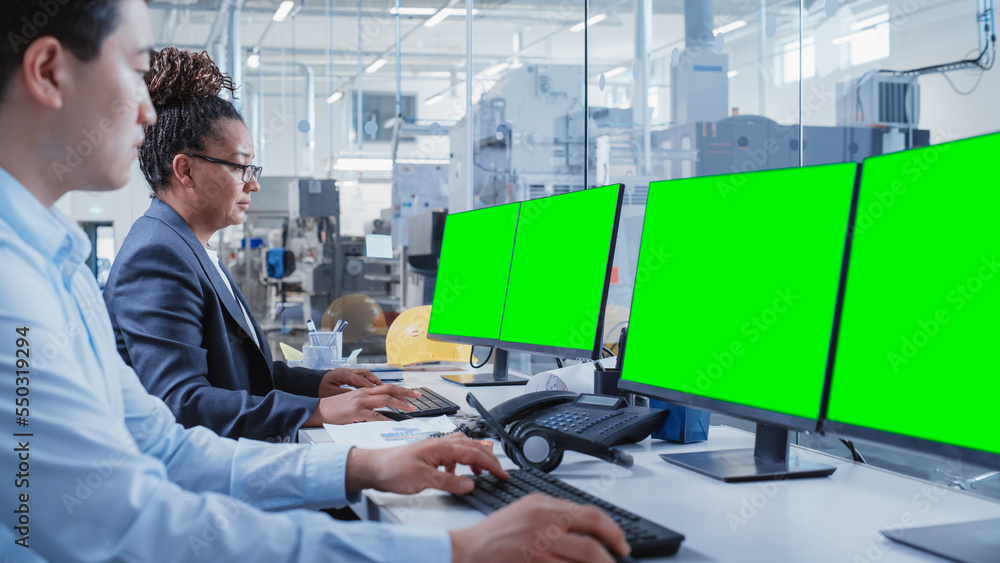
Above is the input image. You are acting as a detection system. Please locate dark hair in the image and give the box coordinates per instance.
[139,47,243,195]
[0,0,127,103]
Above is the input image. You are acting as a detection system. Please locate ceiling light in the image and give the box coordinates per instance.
[727,70,739,78]
[424,10,450,27]
[570,13,606,32]
[389,7,437,16]
[365,58,387,73]
[603,66,627,78]
[396,159,451,165]
[425,93,445,106]
[272,1,294,22]
[424,8,475,27]
[713,20,747,35]
[247,53,260,68]
[477,62,509,78]
[326,92,343,104]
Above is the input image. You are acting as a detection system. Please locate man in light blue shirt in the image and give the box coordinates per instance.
[0,1,630,561]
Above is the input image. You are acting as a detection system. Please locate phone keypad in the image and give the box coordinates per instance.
[537,410,591,432]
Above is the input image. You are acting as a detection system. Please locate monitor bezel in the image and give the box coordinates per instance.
[821,419,1000,469]
[496,183,625,361]
[820,134,1000,470]
[618,163,861,435]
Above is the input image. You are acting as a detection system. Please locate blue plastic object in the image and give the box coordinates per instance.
[649,399,710,443]
[266,247,287,278]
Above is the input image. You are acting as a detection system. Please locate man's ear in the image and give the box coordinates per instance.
[21,37,71,110]
[173,153,196,188]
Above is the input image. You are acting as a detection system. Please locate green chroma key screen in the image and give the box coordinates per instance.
[828,132,1000,456]
[428,202,520,343]
[499,184,621,356]
[621,164,856,420]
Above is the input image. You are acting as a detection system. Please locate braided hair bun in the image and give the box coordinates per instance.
[139,47,243,194]
[145,47,236,106]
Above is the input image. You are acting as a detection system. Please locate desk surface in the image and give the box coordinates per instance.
[301,370,1000,562]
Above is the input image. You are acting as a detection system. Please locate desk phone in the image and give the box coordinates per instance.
[470,391,669,472]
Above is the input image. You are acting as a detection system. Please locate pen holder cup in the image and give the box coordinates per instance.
[303,333,343,369]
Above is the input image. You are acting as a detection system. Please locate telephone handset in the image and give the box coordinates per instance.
[468,391,669,472]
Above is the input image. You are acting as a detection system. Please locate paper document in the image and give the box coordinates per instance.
[323,416,455,449]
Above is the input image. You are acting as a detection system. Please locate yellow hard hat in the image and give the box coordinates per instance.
[386,305,477,366]
[322,294,387,342]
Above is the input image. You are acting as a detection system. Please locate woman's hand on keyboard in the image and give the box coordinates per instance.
[345,433,507,495]
[318,367,383,397]
[448,494,630,563]
[304,384,419,425]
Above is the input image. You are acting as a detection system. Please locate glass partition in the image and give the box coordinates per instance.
[59,1,1000,493]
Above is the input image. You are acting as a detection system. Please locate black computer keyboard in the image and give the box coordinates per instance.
[394,386,460,417]
[454,468,684,558]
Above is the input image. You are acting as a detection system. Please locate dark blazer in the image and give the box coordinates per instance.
[104,198,323,441]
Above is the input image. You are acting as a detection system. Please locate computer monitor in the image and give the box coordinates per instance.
[499,184,623,358]
[618,163,859,482]
[427,201,520,347]
[824,132,1000,562]
[430,184,624,386]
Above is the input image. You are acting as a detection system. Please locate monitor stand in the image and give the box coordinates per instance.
[659,423,836,482]
[440,348,528,387]
[882,518,1000,563]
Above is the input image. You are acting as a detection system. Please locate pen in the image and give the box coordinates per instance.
[333,319,343,332]
[307,319,318,345]
[337,321,348,333]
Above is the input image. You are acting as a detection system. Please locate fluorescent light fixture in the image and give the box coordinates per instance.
[272,1,294,22]
[603,66,627,78]
[333,158,394,172]
[425,93,446,106]
[713,20,747,35]
[727,70,739,78]
[570,13,606,32]
[326,92,343,104]
[410,71,453,78]
[389,7,437,16]
[365,58,387,73]
[424,8,475,27]
[424,10,450,27]
[396,159,451,165]
[247,53,260,68]
[477,62,509,78]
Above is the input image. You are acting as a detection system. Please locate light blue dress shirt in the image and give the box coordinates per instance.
[0,168,451,562]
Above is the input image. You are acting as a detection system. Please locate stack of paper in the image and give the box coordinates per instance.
[322,416,456,449]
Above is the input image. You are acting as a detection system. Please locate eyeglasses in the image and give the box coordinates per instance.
[184,153,263,183]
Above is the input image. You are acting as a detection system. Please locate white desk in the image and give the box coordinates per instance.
[300,370,1000,562]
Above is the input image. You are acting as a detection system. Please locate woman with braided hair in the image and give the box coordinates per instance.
[104,47,419,442]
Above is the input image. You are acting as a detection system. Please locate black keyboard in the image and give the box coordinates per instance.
[455,468,684,558]
[394,386,460,417]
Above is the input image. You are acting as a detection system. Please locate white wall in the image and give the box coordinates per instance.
[57,160,153,255]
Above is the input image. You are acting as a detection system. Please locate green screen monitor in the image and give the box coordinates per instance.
[618,163,858,482]
[429,185,624,386]
[499,183,624,359]
[428,201,520,348]
[825,132,1000,563]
